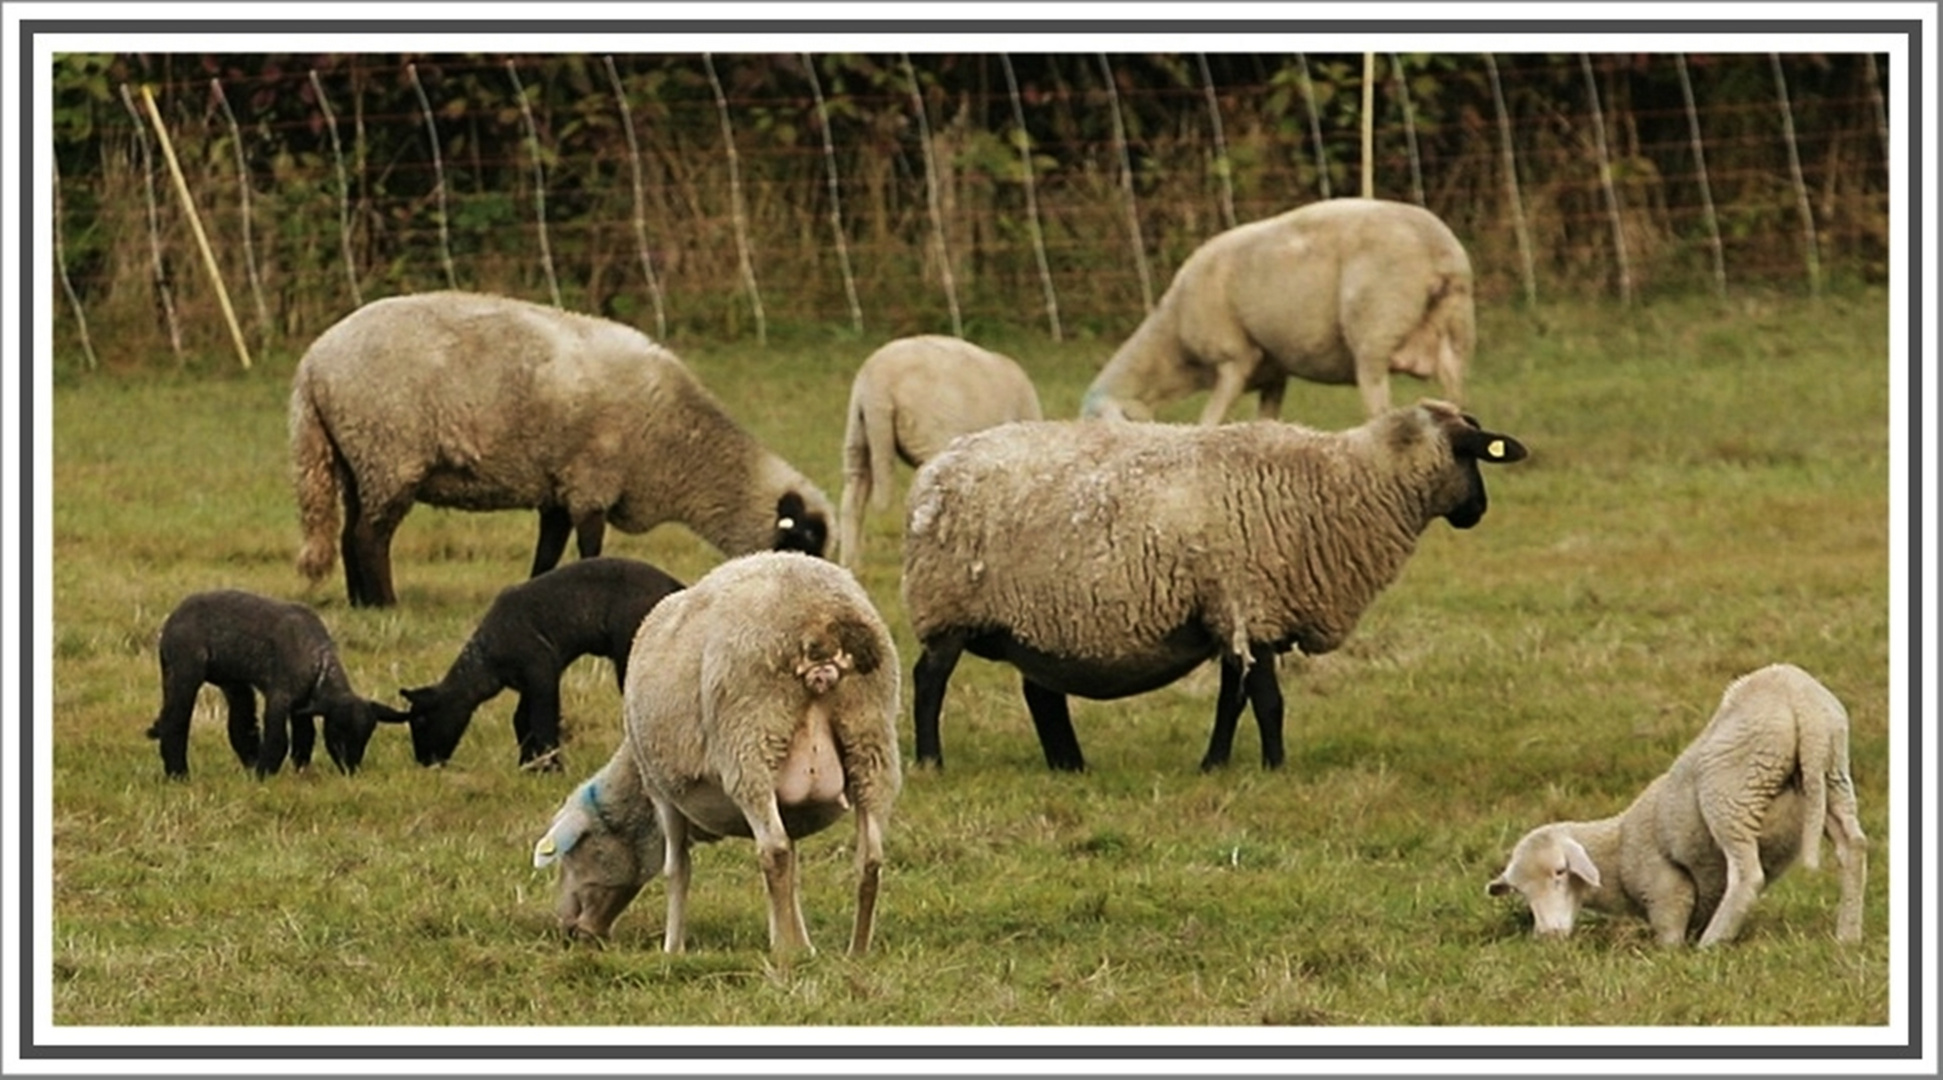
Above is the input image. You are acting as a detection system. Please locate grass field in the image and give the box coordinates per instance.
[43,287,1897,1036]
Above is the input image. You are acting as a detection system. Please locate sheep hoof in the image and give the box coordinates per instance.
[521,748,564,773]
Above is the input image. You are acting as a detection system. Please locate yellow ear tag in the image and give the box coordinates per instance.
[1487,439,1506,460]
[537,837,557,857]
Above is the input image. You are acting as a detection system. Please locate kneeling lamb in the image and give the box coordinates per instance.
[902,399,1525,772]
[1488,663,1867,946]
[533,552,901,959]
[401,557,685,771]
[145,590,408,778]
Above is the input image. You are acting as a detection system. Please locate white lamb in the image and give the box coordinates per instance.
[835,335,1042,569]
[1488,663,1867,947]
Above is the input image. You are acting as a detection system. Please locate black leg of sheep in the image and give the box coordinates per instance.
[1201,646,1286,771]
[1020,678,1085,772]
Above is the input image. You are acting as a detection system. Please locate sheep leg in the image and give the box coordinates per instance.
[344,508,404,609]
[531,507,575,578]
[654,800,692,954]
[1200,653,1250,771]
[1021,677,1085,772]
[1254,377,1287,421]
[288,711,318,772]
[1242,647,1286,769]
[149,657,204,780]
[1197,362,1254,426]
[1697,834,1766,947]
[512,680,565,771]
[1633,856,1698,945]
[1828,776,1868,944]
[254,692,294,778]
[848,804,887,956]
[574,510,606,560]
[749,801,814,960]
[216,681,262,770]
[911,636,965,768]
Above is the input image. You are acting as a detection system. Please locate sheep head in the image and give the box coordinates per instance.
[398,685,471,767]
[772,491,831,558]
[320,697,411,775]
[533,776,659,942]
[1487,825,1603,939]
[1390,400,1527,530]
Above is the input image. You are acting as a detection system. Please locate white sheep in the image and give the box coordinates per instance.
[290,291,833,608]
[533,551,902,960]
[1487,663,1867,947]
[836,335,1042,570]
[901,399,1526,772]
[1079,198,1474,425]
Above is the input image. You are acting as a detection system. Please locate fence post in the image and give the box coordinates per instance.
[1360,52,1375,199]
[703,53,766,343]
[1295,54,1332,199]
[308,70,363,309]
[407,63,458,292]
[1000,53,1062,342]
[210,78,272,350]
[118,83,183,363]
[1389,54,1426,206]
[1770,53,1823,298]
[802,54,864,335]
[603,56,669,341]
[141,84,253,371]
[1099,54,1153,313]
[903,53,963,338]
[1674,54,1728,300]
[1580,55,1633,306]
[51,156,99,370]
[1197,53,1237,230]
[506,61,563,309]
[1483,55,1537,306]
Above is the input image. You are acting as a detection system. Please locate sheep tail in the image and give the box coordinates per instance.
[1794,696,1835,873]
[290,384,342,584]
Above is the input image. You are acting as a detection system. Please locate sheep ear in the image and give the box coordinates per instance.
[1561,838,1602,888]
[534,809,588,869]
[1487,873,1515,898]
[370,701,412,724]
[1451,425,1528,464]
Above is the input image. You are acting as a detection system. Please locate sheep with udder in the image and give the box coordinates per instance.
[836,334,1042,570]
[1079,198,1473,426]
[144,590,409,779]
[533,551,901,960]
[1488,663,1867,947]
[400,557,685,772]
[901,399,1526,772]
[290,290,832,608]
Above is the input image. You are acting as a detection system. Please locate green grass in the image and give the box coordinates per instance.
[44,287,1896,1033]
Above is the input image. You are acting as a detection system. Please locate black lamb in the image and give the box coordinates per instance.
[144,590,409,779]
[401,557,686,770]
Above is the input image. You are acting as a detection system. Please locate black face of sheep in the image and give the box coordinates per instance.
[398,687,469,768]
[1443,414,1529,528]
[320,699,411,774]
[771,492,830,557]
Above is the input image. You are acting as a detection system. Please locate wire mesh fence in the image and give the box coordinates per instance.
[48,51,1890,369]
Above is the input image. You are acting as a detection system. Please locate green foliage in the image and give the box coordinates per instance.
[46,288,1895,1032]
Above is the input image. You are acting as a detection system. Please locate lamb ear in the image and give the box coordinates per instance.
[370,701,412,724]
[1561,837,1602,889]
[1451,425,1528,464]
[1486,874,1515,898]
[534,809,588,869]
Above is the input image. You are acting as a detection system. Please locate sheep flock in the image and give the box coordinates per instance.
[115,199,1871,974]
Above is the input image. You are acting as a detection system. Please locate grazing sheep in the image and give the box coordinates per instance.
[1079,198,1474,425]
[902,399,1526,772]
[290,290,832,608]
[144,590,409,779]
[534,551,902,959]
[836,335,1042,569]
[1487,664,1867,947]
[400,557,685,771]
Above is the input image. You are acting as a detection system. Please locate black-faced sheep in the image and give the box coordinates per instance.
[1488,663,1867,947]
[534,551,901,959]
[1079,198,1473,425]
[289,290,832,608]
[901,399,1526,772]
[144,590,408,779]
[836,335,1042,569]
[400,557,685,771]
